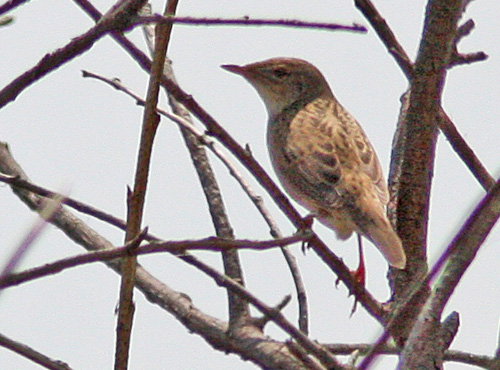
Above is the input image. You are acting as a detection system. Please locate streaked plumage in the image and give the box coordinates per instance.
[222,58,406,269]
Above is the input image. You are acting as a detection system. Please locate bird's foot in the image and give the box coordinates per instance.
[299,214,316,253]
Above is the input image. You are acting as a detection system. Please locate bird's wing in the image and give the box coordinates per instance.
[283,99,389,207]
[282,108,344,208]
[338,109,389,205]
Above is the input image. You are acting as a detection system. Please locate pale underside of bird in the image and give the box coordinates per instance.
[222,57,406,270]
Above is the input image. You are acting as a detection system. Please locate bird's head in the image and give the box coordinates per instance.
[222,57,332,118]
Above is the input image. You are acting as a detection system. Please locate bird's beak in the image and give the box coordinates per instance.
[221,64,246,76]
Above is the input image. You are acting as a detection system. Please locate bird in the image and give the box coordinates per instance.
[221,57,406,275]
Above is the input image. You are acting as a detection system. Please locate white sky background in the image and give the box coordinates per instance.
[1,0,499,369]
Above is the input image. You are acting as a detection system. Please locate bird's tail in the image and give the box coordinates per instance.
[339,174,407,269]
[364,222,406,269]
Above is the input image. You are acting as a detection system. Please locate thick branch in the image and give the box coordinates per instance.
[396,0,466,368]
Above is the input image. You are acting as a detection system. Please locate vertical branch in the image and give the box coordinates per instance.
[141,2,251,327]
[114,3,172,369]
[396,0,464,367]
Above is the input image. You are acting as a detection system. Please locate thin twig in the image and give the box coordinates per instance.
[0,234,310,290]
[0,172,127,229]
[438,111,495,190]
[324,342,494,368]
[135,14,367,32]
[0,332,72,370]
[354,0,414,79]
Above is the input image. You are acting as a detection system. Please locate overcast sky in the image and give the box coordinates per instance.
[1,1,499,369]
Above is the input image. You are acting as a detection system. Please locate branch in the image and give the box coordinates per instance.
[135,14,367,32]
[0,0,28,16]
[396,1,478,366]
[0,332,72,370]
[417,177,500,328]
[324,342,495,368]
[438,111,495,190]
[114,1,169,367]
[0,172,128,229]
[140,2,253,331]
[354,0,413,79]
[0,191,63,281]
[0,234,310,290]
[448,18,488,68]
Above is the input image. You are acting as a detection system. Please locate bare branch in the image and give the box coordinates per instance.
[325,342,495,367]
[135,14,367,32]
[354,0,413,79]
[77,0,362,328]
[115,2,175,368]
[0,0,28,16]
[0,234,310,290]
[422,178,500,322]
[0,172,128,229]
[438,111,495,190]
[0,332,72,370]
[82,66,310,333]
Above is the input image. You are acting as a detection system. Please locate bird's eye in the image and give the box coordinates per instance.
[272,69,289,79]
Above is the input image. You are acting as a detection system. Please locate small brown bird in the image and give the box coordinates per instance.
[222,58,406,271]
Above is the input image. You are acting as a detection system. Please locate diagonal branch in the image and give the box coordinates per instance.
[83,62,309,333]
[0,0,29,16]
[0,0,147,109]
[354,0,413,79]
[0,332,72,370]
[438,110,495,190]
